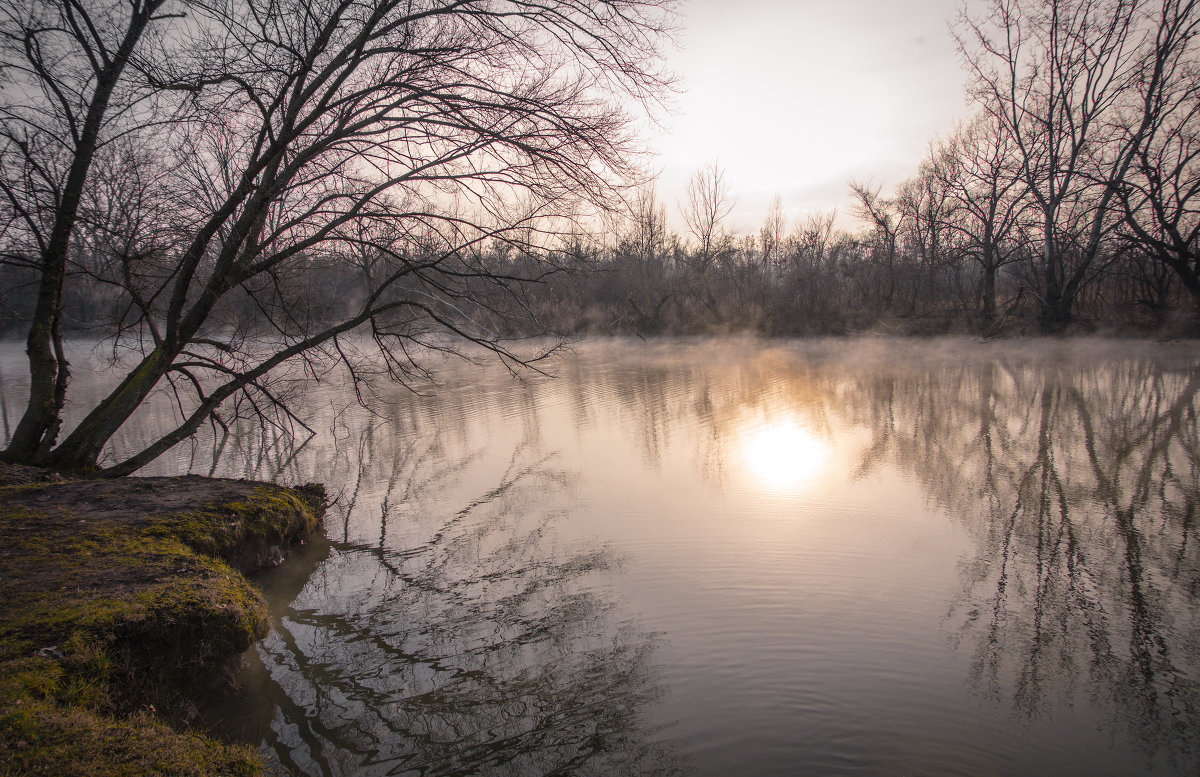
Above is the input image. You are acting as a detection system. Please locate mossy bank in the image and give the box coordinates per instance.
[0,464,325,776]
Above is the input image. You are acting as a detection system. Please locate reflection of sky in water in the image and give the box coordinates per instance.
[5,337,1200,776]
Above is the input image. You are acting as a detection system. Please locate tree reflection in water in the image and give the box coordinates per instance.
[839,351,1200,769]
[212,412,680,775]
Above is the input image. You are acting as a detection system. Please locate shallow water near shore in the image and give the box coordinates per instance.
[3,336,1199,776]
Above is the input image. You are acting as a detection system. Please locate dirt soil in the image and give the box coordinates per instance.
[1,469,307,529]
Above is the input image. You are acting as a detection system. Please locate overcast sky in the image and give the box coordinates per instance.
[649,0,972,234]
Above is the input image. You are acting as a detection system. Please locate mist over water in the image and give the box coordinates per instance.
[4,336,1198,776]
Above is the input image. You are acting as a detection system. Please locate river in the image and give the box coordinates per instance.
[2,336,1198,776]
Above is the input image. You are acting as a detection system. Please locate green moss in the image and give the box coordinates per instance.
[0,473,325,777]
[0,482,53,494]
[142,485,324,572]
[0,701,262,777]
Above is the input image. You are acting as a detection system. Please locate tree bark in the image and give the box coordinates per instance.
[1,0,163,464]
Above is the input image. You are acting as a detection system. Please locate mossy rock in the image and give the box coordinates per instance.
[0,469,325,776]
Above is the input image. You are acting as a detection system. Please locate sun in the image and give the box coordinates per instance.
[738,417,830,494]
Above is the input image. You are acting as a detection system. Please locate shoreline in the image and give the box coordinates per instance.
[0,463,325,776]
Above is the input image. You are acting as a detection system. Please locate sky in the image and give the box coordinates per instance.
[648,0,972,234]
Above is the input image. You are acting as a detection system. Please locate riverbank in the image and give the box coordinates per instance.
[0,463,325,776]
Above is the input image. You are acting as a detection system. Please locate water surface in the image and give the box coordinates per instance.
[3,337,1198,776]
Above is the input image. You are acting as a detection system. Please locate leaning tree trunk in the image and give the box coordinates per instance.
[42,346,174,472]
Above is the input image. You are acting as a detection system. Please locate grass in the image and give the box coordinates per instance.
[0,469,324,776]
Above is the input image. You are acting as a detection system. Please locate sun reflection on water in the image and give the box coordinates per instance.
[738,416,831,494]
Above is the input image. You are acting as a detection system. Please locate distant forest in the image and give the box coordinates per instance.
[2,164,1193,339]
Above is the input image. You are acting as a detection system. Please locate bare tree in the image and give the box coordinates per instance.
[931,114,1030,324]
[759,193,786,275]
[680,159,735,273]
[792,208,837,268]
[1115,0,1200,317]
[955,0,1158,329]
[616,184,677,331]
[849,180,906,307]
[625,184,670,265]
[1,0,677,474]
[898,165,949,270]
[893,159,972,319]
